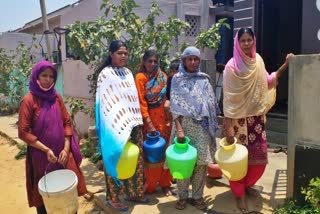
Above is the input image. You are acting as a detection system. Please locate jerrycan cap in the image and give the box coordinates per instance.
[219,137,238,151]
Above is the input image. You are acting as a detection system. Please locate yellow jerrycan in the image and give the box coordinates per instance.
[116,141,139,179]
[215,137,248,181]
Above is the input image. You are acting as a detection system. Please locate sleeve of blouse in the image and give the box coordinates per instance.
[57,94,72,136]
[135,73,150,119]
[18,94,38,144]
[266,71,277,89]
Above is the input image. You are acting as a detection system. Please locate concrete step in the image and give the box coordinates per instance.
[266,129,287,146]
[266,117,287,133]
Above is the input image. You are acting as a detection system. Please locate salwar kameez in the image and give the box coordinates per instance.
[135,71,173,194]
[105,126,145,200]
[227,115,268,197]
[169,117,216,200]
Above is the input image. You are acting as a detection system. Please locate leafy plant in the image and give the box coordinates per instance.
[66,0,189,95]
[195,18,230,51]
[302,177,320,209]
[80,137,100,163]
[274,177,320,214]
[65,97,94,137]
[0,36,39,112]
[0,48,14,95]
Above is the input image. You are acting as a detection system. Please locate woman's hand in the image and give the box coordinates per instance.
[223,118,235,145]
[145,117,156,135]
[147,122,157,135]
[58,149,69,165]
[284,53,294,67]
[177,129,185,143]
[46,149,57,163]
[276,53,294,79]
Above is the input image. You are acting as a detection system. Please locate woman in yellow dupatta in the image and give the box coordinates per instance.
[223,28,293,213]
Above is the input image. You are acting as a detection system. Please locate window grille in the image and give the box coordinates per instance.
[185,15,200,37]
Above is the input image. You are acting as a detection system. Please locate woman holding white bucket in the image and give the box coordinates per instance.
[18,60,87,213]
[223,27,293,213]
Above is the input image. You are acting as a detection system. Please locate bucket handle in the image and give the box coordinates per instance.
[43,163,65,198]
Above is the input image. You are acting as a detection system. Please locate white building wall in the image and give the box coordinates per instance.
[2,0,217,135]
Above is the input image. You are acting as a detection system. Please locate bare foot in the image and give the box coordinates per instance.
[236,196,248,214]
[246,186,259,197]
[162,187,176,196]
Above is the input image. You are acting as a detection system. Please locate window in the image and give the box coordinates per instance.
[185,15,200,37]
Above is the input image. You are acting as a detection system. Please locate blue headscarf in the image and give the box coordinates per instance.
[170,47,220,138]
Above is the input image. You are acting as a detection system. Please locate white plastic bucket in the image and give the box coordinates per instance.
[38,169,79,214]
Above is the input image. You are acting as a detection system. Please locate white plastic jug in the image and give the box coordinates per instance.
[215,137,248,181]
[38,169,78,214]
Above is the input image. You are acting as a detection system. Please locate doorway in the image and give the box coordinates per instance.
[254,0,302,115]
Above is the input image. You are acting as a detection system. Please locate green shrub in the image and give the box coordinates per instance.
[274,177,320,213]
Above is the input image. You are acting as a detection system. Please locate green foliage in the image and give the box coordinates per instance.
[9,39,39,109]
[0,36,39,113]
[65,97,94,137]
[66,0,229,96]
[274,201,320,214]
[195,18,230,51]
[80,138,100,163]
[274,178,320,214]
[0,48,14,95]
[15,143,27,160]
[302,177,320,209]
[66,0,189,94]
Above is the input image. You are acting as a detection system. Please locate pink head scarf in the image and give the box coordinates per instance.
[223,29,276,119]
[232,30,257,75]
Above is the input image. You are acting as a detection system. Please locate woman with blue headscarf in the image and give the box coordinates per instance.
[170,47,220,210]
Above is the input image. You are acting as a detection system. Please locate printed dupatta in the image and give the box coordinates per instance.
[170,64,219,138]
[95,66,143,179]
[144,69,167,109]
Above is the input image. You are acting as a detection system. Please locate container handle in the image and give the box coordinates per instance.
[44,162,65,198]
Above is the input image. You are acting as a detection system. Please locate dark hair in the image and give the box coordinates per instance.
[170,59,180,70]
[237,28,254,41]
[97,40,127,73]
[142,49,159,62]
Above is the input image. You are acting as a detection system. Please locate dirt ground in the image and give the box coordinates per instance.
[0,134,277,214]
[0,135,103,214]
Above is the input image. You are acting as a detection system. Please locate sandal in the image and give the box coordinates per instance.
[193,197,207,210]
[125,197,150,204]
[162,187,176,196]
[175,199,187,210]
[106,200,129,212]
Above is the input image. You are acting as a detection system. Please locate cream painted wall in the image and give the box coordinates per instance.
[287,54,320,197]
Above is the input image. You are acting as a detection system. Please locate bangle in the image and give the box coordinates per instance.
[63,149,69,154]
[177,129,184,132]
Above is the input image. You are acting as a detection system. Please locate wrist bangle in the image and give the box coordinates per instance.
[177,129,184,132]
[63,149,69,154]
